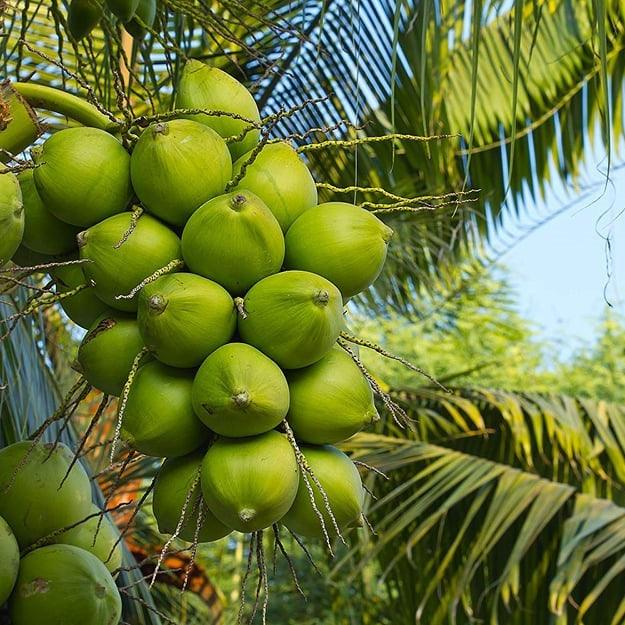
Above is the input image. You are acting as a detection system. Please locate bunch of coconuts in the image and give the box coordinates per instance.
[1,59,394,564]
[0,442,123,625]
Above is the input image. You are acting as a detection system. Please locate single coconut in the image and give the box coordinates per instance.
[231,142,317,231]
[53,263,114,330]
[105,0,139,21]
[192,343,289,438]
[153,451,231,543]
[78,212,182,312]
[33,127,131,227]
[285,202,394,298]
[137,272,236,368]
[121,361,210,457]
[181,190,285,294]
[201,431,298,532]
[286,346,378,444]
[19,169,80,255]
[0,441,92,548]
[176,60,261,161]
[68,0,103,39]
[10,544,121,625]
[0,168,24,265]
[0,515,19,605]
[130,119,232,227]
[238,270,343,369]
[76,313,145,397]
[282,445,364,539]
[54,504,123,574]
[124,0,156,37]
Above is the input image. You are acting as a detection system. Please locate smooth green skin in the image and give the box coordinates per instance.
[286,346,378,444]
[130,120,232,227]
[0,169,24,265]
[19,169,80,255]
[33,127,131,227]
[10,544,121,625]
[79,212,182,312]
[106,0,139,20]
[232,142,317,232]
[54,263,114,330]
[68,0,103,39]
[192,343,289,438]
[239,270,344,369]
[77,313,145,396]
[0,515,19,605]
[137,273,236,368]
[282,445,364,539]
[153,451,231,543]
[285,202,394,298]
[0,442,92,548]
[181,190,285,295]
[201,431,299,532]
[176,60,261,161]
[54,504,122,574]
[125,0,156,37]
[121,361,210,457]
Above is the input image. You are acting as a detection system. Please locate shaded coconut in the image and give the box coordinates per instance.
[285,202,394,298]
[77,313,145,396]
[286,346,378,444]
[137,272,236,368]
[232,142,317,231]
[19,169,80,255]
[282,445,364,539]
[121,361,210,457]
[124,0,156,37]
[130,119,232,227]
[0,441,92,548]
[54,504,122,574]
[201,431,298,532]
[238,270,343,369]
[153,451,231,543]
[181,190,285,294]
[10,544,121,625]
[192,343,289,438]
[68,0,103,39]
[78,212,182,312]
[105,0,139,20]
[33,127,131,227]
[0,168,24,265]
[176,60,261,160]
[9,244,59,268]
[0,515,19,605]
[53,263,114,330]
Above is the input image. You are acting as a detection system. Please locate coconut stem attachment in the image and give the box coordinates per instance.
[234,297,248,319]
[229,193,248,211]
[148,294,168,315]
[239,507,256,522]
[313,290,329,306]
[233,391,251,409]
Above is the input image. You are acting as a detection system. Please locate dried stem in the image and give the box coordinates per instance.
[272,524,306,599]
[297,132,460,153]
[114,207,144,249]
[115,259,184,300]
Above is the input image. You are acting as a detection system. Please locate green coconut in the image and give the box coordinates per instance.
[54,504,122,574]
[153,451,231,543]
[192,343,289,438]
[201,431,298,532]
[232,142,317,231]
[19,169,80,255]
[68,0,103,39]
[176,60,261,161]
[33,127,131,227]
[181,190,285,295]
[238,270,343,369]
[78,212,182,312]
[0,168,24,265]
[130,119,232,227]
[0,515,19,605]
[0,441,92,548]
[282,445,364,539]
[10,544,121,625]
[124,0,156,37]
[54,263,114,329]
[77,313,145,396]
[106,0,139,21]
[137,273,236,368]
[287,346,378,444]
[285,202,394,298]
[121,360,210,457]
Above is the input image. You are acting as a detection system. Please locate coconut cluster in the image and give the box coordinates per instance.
[5,60,394,547]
